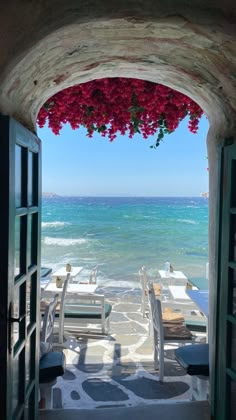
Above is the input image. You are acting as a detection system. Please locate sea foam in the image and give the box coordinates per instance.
[42,221,70,228]
[177,219,197,225]
[44,236,88,246]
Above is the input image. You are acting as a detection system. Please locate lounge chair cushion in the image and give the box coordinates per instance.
[153,284,162,296]
[162,312,184,323]
[175,343,209,376]
[56,303,112,320]
[163,324,193,340]
[39,351,66,383]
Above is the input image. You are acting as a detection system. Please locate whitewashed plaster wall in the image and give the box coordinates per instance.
[0,0,236,394]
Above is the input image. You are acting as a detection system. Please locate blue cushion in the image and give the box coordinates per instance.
[175,344,209,376]
[40,267,52,277]
[184,320,207,333]
[55,303,112,320]
[39,351,65,383]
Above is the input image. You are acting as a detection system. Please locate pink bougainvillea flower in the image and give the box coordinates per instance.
[37,78,203,148]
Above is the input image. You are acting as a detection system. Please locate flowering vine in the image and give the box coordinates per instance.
[37,78,203,147]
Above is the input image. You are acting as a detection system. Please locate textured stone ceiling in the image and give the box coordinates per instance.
[0,1,235,135]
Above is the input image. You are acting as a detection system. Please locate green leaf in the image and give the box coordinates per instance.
[44,101,54,110]
[97,125,107,133]
[128,106,145,113]
[86,106,94,116]
[157,128,164,140]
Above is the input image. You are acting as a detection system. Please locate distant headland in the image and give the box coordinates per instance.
[42,192,60,198]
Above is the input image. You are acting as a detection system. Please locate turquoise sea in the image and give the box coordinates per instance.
[41,197,208,287]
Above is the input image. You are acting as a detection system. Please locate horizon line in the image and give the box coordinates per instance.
[42,193,208,199]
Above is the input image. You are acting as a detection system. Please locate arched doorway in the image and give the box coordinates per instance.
[0,2,236,419]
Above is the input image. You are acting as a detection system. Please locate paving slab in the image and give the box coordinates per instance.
[112,334,142,346]
[83,378,129,401]
[114,303,141,313]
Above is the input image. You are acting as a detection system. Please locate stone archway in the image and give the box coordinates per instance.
[0,2,236,416]
[1,13,235,131]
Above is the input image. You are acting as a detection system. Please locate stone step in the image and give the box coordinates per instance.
[40,400,210,420]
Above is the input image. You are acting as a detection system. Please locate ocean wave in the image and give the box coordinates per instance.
[177,219,197,225]
[99,279,139,289]
[42,221,70,228]
[43,236,88,246]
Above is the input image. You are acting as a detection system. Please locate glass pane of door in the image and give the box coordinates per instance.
[15,217,21,277]
[230,380,236,419]
[15,145,22,208]
[28,151,33,206]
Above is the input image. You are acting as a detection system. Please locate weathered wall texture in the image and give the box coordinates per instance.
[0,0,236,133]
[0,0,235,402]
[0,1,235,134]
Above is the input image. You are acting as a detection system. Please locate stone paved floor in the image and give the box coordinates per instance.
[51,288,206,409]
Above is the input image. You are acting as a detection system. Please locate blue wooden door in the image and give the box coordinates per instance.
[214,142,236,419]
[0,116,41,419]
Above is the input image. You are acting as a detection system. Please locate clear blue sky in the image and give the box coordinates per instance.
[37,115,209,197]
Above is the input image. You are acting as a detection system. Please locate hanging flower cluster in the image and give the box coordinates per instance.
[37,78,203,147]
